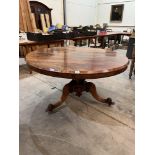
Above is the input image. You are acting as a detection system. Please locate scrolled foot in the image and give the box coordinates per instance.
[105,98,115,106]
[46,104,55,112]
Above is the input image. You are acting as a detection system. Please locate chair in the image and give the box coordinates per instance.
[129,46,135,79]
[126,37,135,79]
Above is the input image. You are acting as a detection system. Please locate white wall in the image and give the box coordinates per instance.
[66,0,97,26]
[29,0,64,25]
[97,0,135,31]
[29,0,97,26]
[29,0,135,31]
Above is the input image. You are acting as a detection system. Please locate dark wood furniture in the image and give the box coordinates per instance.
[19,39,64,46]
[26,46,129,112]
[129,45,135,79]
[72,32,131,48]
[19,31,131,57]
[29,1,52,30]
[97,32,131,48]
[19,39,64,57]
[126,35,135,79]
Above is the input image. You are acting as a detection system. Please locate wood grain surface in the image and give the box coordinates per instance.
[26,46,129,79]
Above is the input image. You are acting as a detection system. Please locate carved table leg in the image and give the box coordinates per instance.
[87,82,115,106]
[46,79,115,112]
[29,69,32,74]
[46,83,70,112]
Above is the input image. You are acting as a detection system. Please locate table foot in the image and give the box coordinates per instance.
[29,70,32,74]
[46,79,115,112]
[88,82,115,106]
[46,84,70,112]
[104,98,115,106]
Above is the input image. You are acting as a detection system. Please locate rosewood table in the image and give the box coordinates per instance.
[26,46,129,112]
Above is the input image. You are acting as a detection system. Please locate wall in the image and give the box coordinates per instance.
[30,0,97,26]
[29,0,64,25]
[66,0,97,26]
[97,0,135,31]
[29,0,135,31]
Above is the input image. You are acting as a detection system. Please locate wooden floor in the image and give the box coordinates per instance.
[19,49,134,155]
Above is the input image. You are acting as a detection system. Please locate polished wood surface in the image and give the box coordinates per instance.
[19,39,64,46]
[19,39,64,58]
[26,46,129,112]
[26,46,129,79]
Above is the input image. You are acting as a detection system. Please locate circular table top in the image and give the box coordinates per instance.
[26,46,129,79]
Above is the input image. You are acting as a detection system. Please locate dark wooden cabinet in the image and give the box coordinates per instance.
[29,1,52,30]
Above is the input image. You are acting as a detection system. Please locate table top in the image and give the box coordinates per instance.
[98,31,131,36]
[71,32,131,40]
[26,46,129,79]
[19,39,64,46]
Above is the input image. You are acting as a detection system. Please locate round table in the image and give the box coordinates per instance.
[26,46,129,112]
